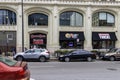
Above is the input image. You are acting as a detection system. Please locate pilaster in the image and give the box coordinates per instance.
[116,10,120,48]
[16,5,23,52]
[84,6,92,51]
[48,5,60,52]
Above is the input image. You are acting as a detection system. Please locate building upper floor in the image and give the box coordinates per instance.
[0,0,120,31]
[1,0,120,4]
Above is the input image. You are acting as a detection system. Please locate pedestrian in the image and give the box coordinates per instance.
[11,47,16,56]
[0,49,2,55]
[24,47,28,51]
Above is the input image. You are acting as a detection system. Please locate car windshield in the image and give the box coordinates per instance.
[0,56,17,66]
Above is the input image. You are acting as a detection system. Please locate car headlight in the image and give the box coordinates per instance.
[105,54,110,56]
[60,55,64,57]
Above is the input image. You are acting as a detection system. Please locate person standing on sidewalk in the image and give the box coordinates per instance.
[0,49,2,56]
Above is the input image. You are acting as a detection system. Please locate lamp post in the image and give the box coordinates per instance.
[21,0,24,51]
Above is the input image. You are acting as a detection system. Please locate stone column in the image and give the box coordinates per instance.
[16,5,23,52]
[48,6,60,53]
[116,10,120,48]
[84,6,92,51]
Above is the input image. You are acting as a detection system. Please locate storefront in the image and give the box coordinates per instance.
[0,31,16,53]
[30,33,47,48]
[59,32,85,49]
[92,32,117,49]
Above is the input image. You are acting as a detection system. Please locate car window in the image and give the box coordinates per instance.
[35,49,41,53]
[76,50,91,54]
[41,49,46,52]
[109,48,118,53]
[71,53,78,55]
[25,49,34,53]
[0,56,17,66]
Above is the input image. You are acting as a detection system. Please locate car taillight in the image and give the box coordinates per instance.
[16,69,25,79]
[46,51,50,54]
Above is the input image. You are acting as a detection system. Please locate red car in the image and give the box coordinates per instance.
[0,56,30,80]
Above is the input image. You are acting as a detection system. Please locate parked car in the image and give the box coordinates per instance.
[58,49,96,62]
[13,48,50,62]
[101,48,120,61]
[0,56,30,80]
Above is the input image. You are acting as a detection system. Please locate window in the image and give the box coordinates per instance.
[60,11,83,27]
[0,56,17,66]
[92,12,115,26]
[0,9,16,25]
[28,13,48,26]
[7,34,13,40]
[60,40,84,49]
[92,41,115,49]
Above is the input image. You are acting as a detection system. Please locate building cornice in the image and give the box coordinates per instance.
[0,0,120,7]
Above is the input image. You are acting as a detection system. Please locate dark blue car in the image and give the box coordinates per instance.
[58,49,96,62]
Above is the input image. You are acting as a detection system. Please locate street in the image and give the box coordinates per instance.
[28,60,120,80]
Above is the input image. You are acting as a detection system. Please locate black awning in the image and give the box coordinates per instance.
[60,32,85,41]
[92,32,117,41]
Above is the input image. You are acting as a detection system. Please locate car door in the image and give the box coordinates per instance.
[32,49,41,59]
[78,50,88,60]
[23,49,35,59]
[115,50,120,59]
[70,51,80,60]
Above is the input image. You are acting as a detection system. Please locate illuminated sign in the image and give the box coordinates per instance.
[33,39,43,44]
[65,33,79,39]
[31,34,46,38]
[99,33,110,39]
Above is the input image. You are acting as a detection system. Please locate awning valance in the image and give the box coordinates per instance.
[60,32,85,41]
[92,32,117,41]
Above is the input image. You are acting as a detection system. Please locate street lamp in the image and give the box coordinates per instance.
[21,0,24,51]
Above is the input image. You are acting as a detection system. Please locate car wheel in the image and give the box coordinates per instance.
[39,56,46,62]
[64,57,70,62]
[87,57,92,62]
[109,56,115,61]
[16,56,23,61]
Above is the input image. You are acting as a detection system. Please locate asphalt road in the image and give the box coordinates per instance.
[28,61,120,80]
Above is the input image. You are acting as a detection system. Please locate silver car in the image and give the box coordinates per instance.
[13,48,50,62]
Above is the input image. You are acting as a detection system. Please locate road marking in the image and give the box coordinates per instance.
[39,66,55,68]
[30,78,35,80]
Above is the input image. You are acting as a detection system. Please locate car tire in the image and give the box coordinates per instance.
[64,57,70,62]
[87,57,92,62]
[16,56,23,61]
[39,56,46,62]
[109,56,115,61]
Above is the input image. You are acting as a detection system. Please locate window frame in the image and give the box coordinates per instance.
[28,13,48,26]
[92,12,115,27]
[0,9,16,25]
[60,11,83,27]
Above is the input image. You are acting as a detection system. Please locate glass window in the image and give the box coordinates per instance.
[92,12,115,26]
[0,9,16,25]
[60,40,84,49]
[92,41,115,49]
[60,11,83,27]
[0,56,17,66]
[28,13,48,26]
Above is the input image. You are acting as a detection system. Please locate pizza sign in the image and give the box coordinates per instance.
[99,33,110,39]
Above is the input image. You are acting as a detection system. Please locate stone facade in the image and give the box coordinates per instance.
[0,0,120,53]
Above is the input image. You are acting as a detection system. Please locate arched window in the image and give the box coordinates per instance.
[0,9,16,25]
[60,11,83,27]
[28,13,48,26]
[92,12,115,26]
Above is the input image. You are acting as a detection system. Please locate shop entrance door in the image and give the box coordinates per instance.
[30,33,47,49]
